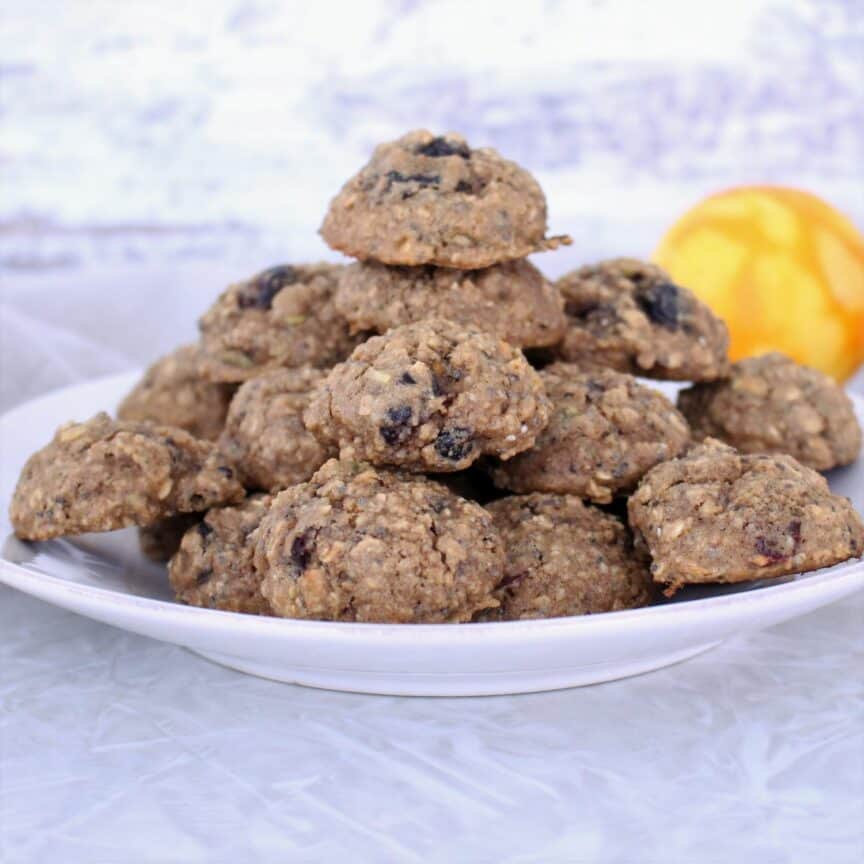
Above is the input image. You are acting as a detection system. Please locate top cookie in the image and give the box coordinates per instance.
[303,318,550,472]
[628,439,864,594]
[10,413,244,541]
[677,353,861,471]
[118,344,233,441]
[333,259,567,348]
[198,263,361,382]
[320,130,569,268]
[556,258,730,380]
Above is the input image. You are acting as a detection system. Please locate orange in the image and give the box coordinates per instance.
[654,186,864,382]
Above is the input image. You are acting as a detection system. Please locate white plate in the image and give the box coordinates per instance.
[1,372,863,696]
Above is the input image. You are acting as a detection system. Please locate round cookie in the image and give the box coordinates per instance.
[303,318,550,472]
[139,514,199,562]
[253,459,503,623]
[481,494,654,620]
[198,263,362,382]
[218,367,335,492]
[628,439,864,594]
[320,129,570,268]
[10,413,244,541]
[118,344,233,440]
[488,364,691,503]
[333,259,566,348]
[677,352,861,471]
[556,258,730,380]
[169,495,273,614]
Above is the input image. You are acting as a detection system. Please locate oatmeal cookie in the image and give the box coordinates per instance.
[198,263,361,382]
[480,494,654,620]
[488,365,690,502]
[303,318,550,472]
[628,439,864,594]
[139,514,199,562]
[253,459,502,623]
[320,130,570,268]
[118,344,233,440]
[678,353,861,471]
[10,413,244,541]
[333,259,566,348]
[556,258,730,380]
[218,367,334,492]
[169,495,273,614]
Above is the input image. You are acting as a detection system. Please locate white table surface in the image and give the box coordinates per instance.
[3,1,864,860]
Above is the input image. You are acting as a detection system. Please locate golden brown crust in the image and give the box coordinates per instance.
[627,439,864,593]
[218,367,334,492]
[556,258,730,381]
[678,353,862,470]
[254,459,502,622]
[10,413,244,541]
[304,318,550,472]
[320,130,569,268]
[169,495,273,614]
[334,259,566,348]
[481,494,654,620]
[198,263,362,382]
[118,345,234,441]
[489,364,691,502]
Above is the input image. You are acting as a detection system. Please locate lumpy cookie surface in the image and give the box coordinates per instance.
[169,495,273,614]
[678,352,861,470]
[253,459,502,623]
[218,367,334,492]
[10,413,244,541]
[489,364,690,503]
[334,259,566,348]
[320,130,568,268]
[303,318,550,472]
[628,439,864,593]
[118,344,233,440]
[198,263,361,382]
[481,494,653,620]
[556,258,730,380]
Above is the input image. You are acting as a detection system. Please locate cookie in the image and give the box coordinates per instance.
[488,364,691,503]
[303,318,550,472]
[198,263,362,382]
[333,259,566,348]
[677,352,861,471]
[480,494,654,620]
[139,514,199,562]
[169,495,273,614]
[320,129,570,268]
[556,258,730,380]
[253,459,502,623]
[218,367,335,492]
[627,439,864,594]
[10,413,244,541]
[117,344,233,440]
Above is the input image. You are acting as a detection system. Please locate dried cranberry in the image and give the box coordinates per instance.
[290,531,315,572]
[635,281,681,329]
[435,428,473,462]
[238,265,297,310]
[379,405,413,445]
[416,137,471,158]
[755,536,786,563]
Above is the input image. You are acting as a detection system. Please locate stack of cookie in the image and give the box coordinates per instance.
[9,130,864,626]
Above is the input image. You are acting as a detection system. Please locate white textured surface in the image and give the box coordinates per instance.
[2,1,864,861]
